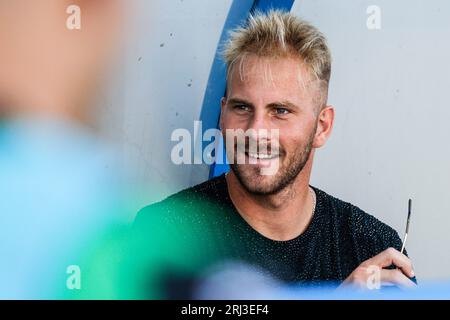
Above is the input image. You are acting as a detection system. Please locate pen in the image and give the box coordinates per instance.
[400,199,412,254]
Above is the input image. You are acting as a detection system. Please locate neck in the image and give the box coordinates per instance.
[226,153,316,241]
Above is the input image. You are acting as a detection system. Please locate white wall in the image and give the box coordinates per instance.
[100,0,450,281]
[99,0,233,210]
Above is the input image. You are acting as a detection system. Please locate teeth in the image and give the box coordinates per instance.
[247,153,278,159]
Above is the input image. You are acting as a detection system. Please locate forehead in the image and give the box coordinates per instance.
[227,54,314,101]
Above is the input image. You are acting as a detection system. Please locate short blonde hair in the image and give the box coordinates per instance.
[223,10,332,108]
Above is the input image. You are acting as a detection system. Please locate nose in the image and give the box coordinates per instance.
[246,109,271,141]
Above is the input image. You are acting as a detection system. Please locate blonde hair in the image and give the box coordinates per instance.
[223,10,332,108]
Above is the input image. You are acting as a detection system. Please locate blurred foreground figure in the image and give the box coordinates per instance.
[0,0,228,300]
[0,0,126,299]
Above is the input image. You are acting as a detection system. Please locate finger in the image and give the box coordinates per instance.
[380,269,416,289]
[363,247,414,278]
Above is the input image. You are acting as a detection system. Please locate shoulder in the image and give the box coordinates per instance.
[134,175,227,227]
[314,187,403,259]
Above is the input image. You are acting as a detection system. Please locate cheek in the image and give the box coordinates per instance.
[278,125,313,153]
[278,135,300,155]
[222,112,248,130]
[221,113,233,131]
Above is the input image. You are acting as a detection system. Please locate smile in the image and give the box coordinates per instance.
[246,152,279,160]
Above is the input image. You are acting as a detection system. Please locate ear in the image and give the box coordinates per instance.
[219,97,227,131]
[313,105,334,148]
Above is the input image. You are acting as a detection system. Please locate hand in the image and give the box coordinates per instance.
[339,247,416,291]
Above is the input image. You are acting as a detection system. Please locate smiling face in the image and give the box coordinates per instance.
[221,54,324,195]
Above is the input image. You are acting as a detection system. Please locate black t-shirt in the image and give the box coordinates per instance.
[135,174,407,286]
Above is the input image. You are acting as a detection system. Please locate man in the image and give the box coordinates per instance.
[135,10,415,291]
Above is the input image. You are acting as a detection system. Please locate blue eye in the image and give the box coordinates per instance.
[274,107,289,115]
[234,105,250,112]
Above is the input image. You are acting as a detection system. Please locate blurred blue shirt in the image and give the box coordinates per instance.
[0,116,128,299]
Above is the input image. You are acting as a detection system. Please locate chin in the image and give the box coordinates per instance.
[231,164,286,195]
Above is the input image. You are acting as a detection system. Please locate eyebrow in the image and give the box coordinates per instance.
[268,100,301,111]
[227,97,301,111]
